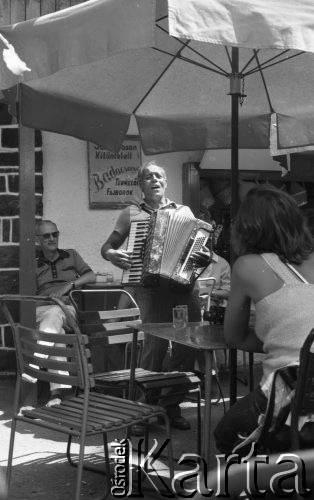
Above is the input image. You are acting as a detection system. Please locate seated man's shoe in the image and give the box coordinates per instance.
[45,390,63,408]
[130,423,146,437]
[170,416,191,430]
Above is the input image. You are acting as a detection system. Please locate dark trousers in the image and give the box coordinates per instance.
[134,285,201,417]
[214,385,267,454]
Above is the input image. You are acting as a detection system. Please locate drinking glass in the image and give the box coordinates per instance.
[172,305,188,328]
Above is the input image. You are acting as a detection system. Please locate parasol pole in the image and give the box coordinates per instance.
[230,46,240,234]
[229,46,240,406]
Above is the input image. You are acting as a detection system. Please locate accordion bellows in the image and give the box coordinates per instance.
[122,210,213,289]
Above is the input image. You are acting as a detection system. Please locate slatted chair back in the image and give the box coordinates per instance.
[291,328,314,449]
[0,294,93,392]
[70,288,141,339]
[69,288,143,396]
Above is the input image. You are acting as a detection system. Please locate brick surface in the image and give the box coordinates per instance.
[3,325,14,348]
[0,245,19,267]
[0,104,12,125]
[8,174,19,192]
[0,195,43,216]
[2,219,11,242]
[0,152,19,166]
[8,173,43,193]
[0,152,43,170]
[0,301,19,325]
[0,271,19,295]
[0,113,43,373]
[0,350,16,371]
[11,218,19,243]
[35,151,43,172]
[1,127,18,148]
[0,167,18,173]
[2,127,42,149]
[0,194,19,216]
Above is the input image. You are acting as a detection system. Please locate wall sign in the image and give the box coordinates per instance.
[88,137,142,208]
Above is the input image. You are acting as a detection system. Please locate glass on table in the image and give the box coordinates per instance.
[96,272,114,284]
[106,272,114,283]
[172,305,188,329]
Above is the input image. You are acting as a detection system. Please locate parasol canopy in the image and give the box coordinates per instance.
[1,0,314,157]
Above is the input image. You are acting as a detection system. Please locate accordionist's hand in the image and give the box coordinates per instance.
[106,249,133,270]
[191,247,213,268]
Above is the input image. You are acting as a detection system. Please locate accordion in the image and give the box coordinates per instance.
[122,210,213,289]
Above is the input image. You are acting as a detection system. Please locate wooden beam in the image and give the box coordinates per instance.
[19,97,37,405]
[40,0,56,15]
[19,122,36,302]
[26,0,41,20]
[10,0,26,23]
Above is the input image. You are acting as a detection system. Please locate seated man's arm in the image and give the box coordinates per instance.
[48,251,96,299]
[72,270,96,288]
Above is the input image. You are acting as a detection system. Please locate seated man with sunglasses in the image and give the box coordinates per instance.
[35,219,96,406]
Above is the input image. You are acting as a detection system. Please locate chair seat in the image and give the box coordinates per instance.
[21,392,164,434]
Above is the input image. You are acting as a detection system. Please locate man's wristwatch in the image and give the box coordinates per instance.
[69,281,76,290]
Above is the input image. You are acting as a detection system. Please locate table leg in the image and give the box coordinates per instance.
[203,351,213,467]
[229,348,237,406]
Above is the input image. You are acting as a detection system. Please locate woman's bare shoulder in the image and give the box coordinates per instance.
[232,254,265,276]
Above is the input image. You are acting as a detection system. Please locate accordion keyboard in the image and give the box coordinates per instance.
[121,219,150,285]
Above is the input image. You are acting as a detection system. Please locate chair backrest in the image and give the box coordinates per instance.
[0,294,93,390]
[258,328,314,453]
[69,288,142,344]
[291,328,314,449]
[69,288,143,384]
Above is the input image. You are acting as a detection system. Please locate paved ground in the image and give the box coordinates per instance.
[0,361,262,500]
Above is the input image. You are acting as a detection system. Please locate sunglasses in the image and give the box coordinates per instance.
[37,231,59,240]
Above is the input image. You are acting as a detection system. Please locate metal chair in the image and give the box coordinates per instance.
[257,329,314,456]
[291,328,314,450]
[69,288,202,454]
[194,328,314,500]
[1,294,174,500]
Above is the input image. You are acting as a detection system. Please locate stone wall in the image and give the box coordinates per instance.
[0,104,43,373]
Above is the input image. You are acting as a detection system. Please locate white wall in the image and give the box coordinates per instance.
[200,149,282,171]
[42,132,203,279]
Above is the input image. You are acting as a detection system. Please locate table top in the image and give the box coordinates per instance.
[141,321,227,351]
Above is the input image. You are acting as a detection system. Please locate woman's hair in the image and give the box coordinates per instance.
[232,184,314,264]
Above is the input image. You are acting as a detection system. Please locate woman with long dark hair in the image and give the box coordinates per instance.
[214,184,314,453]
